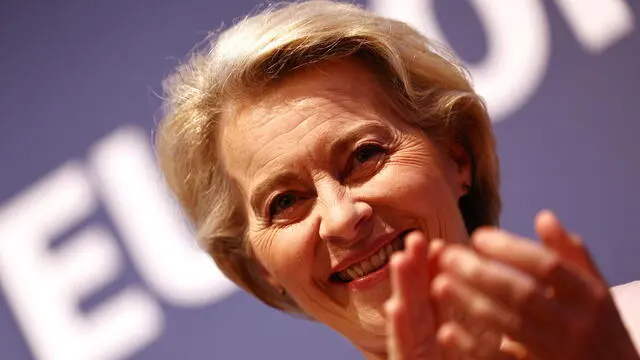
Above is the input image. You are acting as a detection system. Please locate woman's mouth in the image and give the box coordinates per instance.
[330,230,410,283]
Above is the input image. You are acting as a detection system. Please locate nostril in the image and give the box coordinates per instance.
[353,206,372,230]
[318,195,373,245]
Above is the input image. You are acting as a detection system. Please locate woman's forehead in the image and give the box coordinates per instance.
[220,60,402,182]
[222,95,391,181]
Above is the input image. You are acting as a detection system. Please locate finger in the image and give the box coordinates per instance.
[500,337,538,360]
[389,251,413,316]
[428,238,446,274]
[428,239,449,326]
[438,245,561,327]
[437,322,475,358]
[534,210,605,282]
[405,231,430,288]
[388,231,437,357]
[386,295,441,360]
[391,232,432,319]
[385,297,411,360]
[405,232,437,333]
[534,210,576,261]
[437,321,519,360]
[432,272,559,357]
[471,229,593,303]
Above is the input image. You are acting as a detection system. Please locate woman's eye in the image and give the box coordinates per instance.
[269,192,298,217]
[346,143,387,181]
[353,143,386,166]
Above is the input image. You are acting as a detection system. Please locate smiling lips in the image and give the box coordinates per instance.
[332,230,410,283]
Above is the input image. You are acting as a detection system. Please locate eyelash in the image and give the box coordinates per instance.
[344,143,388,182]
[268,192,300,220]
[266,143,388,220]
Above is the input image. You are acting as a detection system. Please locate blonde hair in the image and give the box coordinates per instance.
[155,0,500,313]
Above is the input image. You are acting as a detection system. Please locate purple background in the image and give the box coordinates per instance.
[1,1,638,359]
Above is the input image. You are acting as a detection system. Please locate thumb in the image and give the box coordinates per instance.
[534,210,605,282]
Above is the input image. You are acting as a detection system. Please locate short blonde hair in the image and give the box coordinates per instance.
[155,0,500,313]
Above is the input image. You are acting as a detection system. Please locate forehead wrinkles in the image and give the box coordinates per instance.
[226,94,362,183]
[221,100,302,181]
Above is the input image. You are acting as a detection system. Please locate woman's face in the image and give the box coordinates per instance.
[221,59,471,354]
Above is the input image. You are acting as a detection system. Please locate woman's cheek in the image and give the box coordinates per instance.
[375,158,464,239]
[374,154,447,201]
[264,224,317,285]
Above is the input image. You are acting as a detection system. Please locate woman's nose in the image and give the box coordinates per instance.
[318,191,373,246]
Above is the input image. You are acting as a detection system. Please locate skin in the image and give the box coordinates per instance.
[424,211,639,359]
[220,59,471,358]
[220,58,639,359]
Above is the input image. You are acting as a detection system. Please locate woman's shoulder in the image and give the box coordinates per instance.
[612,281,640,350]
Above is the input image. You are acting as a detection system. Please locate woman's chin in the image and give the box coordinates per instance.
[345,281,393,335]
[340,304,388,344]
[322,267,432,346]
[344,278,434,338]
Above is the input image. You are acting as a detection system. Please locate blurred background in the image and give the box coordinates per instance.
[0,0,638,359]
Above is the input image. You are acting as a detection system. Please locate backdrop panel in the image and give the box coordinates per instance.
[1,1,638,359]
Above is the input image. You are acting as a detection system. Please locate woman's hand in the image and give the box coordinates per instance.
[385,231,528,360]
[385,231,438,360]
[432,210,639,360]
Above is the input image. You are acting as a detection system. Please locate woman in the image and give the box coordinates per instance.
[155,1,639,358]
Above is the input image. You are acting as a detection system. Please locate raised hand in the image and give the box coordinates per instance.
[385,231,524,360]
[432,211,639,360]
[385,231,439,360]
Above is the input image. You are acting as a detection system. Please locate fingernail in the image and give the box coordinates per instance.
[429,239,445,254]
[439,247,457,267]
[472,230,492,247]
[536,209,558,226]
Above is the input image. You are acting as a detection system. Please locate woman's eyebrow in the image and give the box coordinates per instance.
[327,122,391,160]
[250,170,301,213]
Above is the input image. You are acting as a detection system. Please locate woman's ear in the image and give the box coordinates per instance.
[447,142,472,197]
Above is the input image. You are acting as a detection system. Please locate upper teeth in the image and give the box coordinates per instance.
[338,236,404,281]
